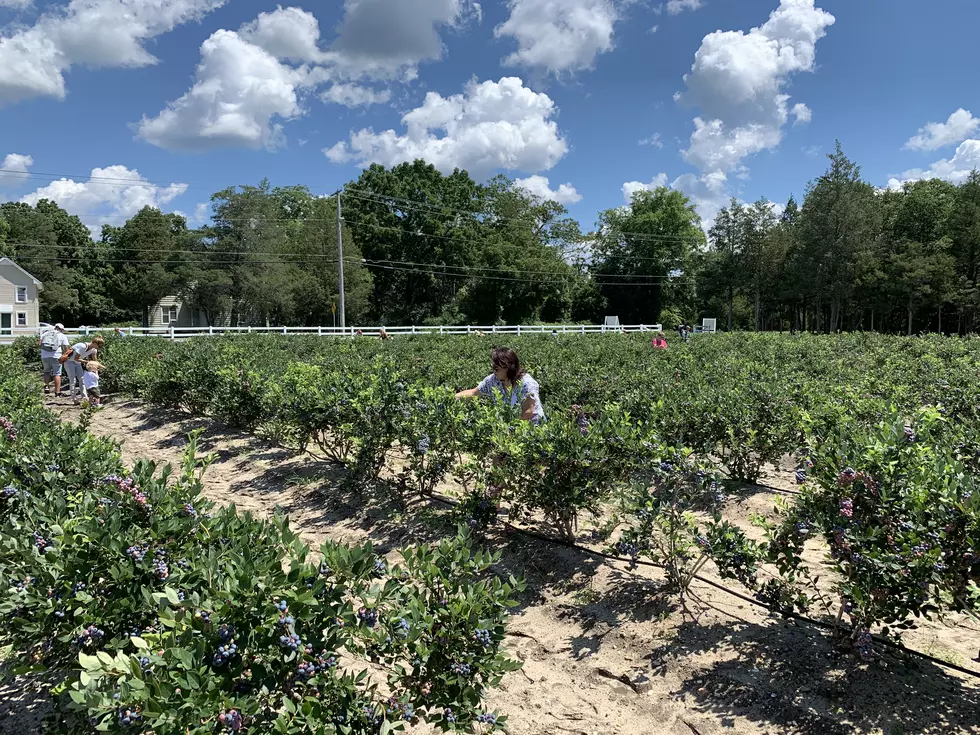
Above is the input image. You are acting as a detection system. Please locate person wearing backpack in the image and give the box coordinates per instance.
[39,323,70,397]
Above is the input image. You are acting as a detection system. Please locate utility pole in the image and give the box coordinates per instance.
[336,190,346,330]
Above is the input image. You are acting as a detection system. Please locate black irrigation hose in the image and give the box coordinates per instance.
[753,483,802,497]
[427,492,980,681]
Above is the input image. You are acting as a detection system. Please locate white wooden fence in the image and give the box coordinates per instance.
[2,323,671,344]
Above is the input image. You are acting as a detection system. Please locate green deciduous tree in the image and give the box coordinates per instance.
[592,187,704,325]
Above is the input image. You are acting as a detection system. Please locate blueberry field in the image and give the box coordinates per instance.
[3,332,980,735]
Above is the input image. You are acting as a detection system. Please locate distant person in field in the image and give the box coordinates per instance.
[66,336,104,405]
[455,347,546,424]
[379,328,390,341]
[39,323,70,397]
[652,331,668,350]
[114,327,128,338]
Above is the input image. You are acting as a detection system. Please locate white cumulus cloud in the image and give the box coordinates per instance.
[331,0,481,79]
[495,0,619,75]
[136,29,308,152]
[904,108,980,152]
[621,174,668,202]
[514,175,582,204]
[20,166,188,233]
[677,0,834,174]
[239,5,328,62]
[0,0,34,9]
[0,153,33,186]
[666,0,702,14]
[0,0,228,107]
[320,83,391,107]
[325,76,569,178]
[135,4,475,151]
[791,102,812,125]
[622,171,728,230]
[890,139,980,189]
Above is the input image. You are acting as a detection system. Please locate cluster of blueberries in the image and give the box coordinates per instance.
[357,607,377,628]
[218,710,243,732]
[117,708,142,727]
[385,697,415,722]
[75,625,105,649]
[213,642,238,667]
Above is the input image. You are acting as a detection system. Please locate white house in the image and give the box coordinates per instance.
[146,295,212,329]
[0,258,42,337]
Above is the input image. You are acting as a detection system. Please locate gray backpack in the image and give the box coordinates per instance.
[40,329,61,352]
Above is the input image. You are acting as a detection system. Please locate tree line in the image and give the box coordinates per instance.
[1,145,979,334]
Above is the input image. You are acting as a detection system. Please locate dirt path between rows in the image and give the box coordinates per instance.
[16,398,980,735]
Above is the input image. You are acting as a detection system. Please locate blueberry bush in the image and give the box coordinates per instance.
[0,354,524,734]
[22,330,980,662]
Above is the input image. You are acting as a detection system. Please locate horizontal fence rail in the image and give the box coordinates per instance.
[0,323,714,344]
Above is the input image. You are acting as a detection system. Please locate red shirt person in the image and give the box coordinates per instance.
[652,332,668,350]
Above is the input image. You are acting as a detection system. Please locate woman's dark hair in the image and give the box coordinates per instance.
[491,347,524,383]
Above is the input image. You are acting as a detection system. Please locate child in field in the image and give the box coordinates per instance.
[652,331,668,349]
[82,360,102,407]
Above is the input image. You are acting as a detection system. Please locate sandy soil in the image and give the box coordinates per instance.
[5,396,979,735]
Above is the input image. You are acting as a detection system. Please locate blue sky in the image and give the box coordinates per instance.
[1,0,979,234]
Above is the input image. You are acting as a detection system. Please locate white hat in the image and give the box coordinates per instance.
[55,323,65,331]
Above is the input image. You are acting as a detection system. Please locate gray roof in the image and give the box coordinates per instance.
[0,257,44,290]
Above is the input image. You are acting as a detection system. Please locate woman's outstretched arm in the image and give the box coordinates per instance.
[455,387,480,399]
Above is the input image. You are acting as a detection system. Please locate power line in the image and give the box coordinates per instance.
[0,169,191,187]
[354,259,696,287]
[2,170,706,244]
[358,257,683,281]
[344,220,690,264]
[343,188,706,244]
[7,250,694,287]
[7,241,688,282]
[7,223,687,271]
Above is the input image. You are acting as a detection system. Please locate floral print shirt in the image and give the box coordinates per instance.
[477,373,546,423]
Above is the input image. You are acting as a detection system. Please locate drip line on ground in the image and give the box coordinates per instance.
[426,492,980,681]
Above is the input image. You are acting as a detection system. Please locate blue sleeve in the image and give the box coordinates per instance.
[477,375,495,397]
[521,375,540,400]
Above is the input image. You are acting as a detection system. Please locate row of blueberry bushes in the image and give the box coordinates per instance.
[27,333,980,664]
[0,354,524,734]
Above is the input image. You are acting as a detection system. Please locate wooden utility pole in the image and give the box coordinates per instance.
[337,191,346,329]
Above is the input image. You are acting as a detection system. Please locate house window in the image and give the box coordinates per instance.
[16,312,27,327]
[161,305,178,324]
[15,286,28,303]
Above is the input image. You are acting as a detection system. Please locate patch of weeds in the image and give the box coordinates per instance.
[922,641,964,668]
[572,586,601,606]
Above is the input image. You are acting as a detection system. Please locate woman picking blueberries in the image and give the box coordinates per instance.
[456,347,545,424]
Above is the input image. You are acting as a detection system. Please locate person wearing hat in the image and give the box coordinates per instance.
[39,323,70,397]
